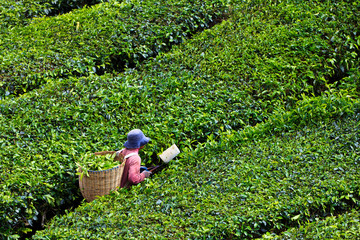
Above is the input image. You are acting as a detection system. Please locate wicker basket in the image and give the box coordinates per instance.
[78,151,125,202]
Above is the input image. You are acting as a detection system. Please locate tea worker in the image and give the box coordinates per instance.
[117,129,152,188]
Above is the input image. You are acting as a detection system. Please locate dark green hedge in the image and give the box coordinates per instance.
[1,0,51,29]
[32,103,360,239]
[261,209,360,239]
[0,0,106,30]
[0,0,228,99]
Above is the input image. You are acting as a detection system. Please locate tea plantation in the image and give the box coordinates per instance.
[0,0,359,239]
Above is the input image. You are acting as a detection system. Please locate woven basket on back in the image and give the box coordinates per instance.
[78,151,125,202]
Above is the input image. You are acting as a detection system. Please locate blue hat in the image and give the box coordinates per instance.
[124,129,150,149]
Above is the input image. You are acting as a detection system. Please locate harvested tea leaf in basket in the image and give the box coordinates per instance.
[76,152,119,179]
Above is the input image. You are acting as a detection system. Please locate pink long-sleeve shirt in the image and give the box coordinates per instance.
[119,148,146,188]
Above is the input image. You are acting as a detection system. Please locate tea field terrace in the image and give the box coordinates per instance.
[0,0,359,238]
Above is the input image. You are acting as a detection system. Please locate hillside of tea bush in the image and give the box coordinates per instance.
[0,0,359,238]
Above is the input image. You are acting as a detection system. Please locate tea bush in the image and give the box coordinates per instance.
[1,0,51,30]
[0,0,228,98]
[140,0,360,122]
[260,209,360,239]
[33,109,360,239]
[0,0,105,31]
[233,89,358,142]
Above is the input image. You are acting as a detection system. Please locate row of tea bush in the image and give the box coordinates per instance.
[0,0,228,98]
[261,209,360,239]
[0,0,105,30]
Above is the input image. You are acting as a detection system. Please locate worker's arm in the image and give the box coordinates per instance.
[127,156,147,185]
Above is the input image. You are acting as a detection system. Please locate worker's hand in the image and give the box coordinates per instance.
[143,171,152,178]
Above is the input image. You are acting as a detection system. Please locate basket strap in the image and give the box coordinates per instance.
[116,148,125,157]
[115,150,137,163]
[115,149,138,158]
[124,153,137,159]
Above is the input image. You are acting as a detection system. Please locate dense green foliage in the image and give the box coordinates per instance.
[33,105,360,239]
[260,209,360,239]
[0,0,228,99]
[0,0,359,238]
[0,0,105,29]
[1,0,51,29]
